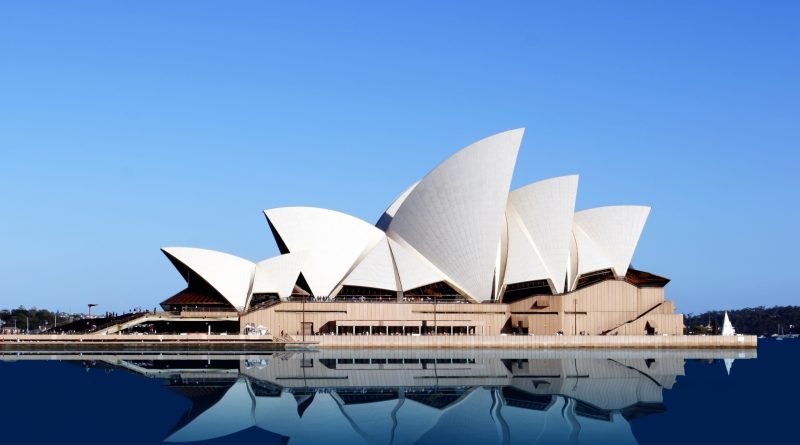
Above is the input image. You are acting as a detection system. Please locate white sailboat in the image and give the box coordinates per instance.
[722,314,738,376]
[721,312,735,336]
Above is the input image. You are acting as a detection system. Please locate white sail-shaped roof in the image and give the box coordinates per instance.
[503,207,550,286]
[573,206,650,278]
[566,232,580,291]
[493,214,509,299]
[161,247,254,311]
[572,223,614,281]
[508,175,578,293]
[388,237,446,291]
[341,237,400,291]
[251,252,307,299]
[161,129,659,305]
[376,181,420,231]
[386,129,523,302]
[264,207,384,296]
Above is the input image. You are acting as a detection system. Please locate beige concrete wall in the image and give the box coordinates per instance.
[561,311,640,336]
[638,287,666,312]
[518,313,560,336]
[655,300,675,314]
[576,280,639,312]
[608,313,684,336]
[240,279,682,338]
[240,301,510,336]
[509,279,677,335]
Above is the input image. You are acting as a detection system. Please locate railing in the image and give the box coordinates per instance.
[167,307,239,314]
[49,311,148,334]
[284,296,470,304]
[175,310,239,318]
[242,299,282,315]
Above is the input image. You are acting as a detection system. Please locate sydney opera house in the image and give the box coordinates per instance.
[160,129,683,336]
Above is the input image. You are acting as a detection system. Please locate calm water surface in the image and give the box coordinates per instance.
[0,339,796,444]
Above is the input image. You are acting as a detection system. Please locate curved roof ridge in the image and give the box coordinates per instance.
[387,129,523,302]
[503,205,551,286]
[511,174,579,193]
[263,206,385,296]
[252,251,308,299]
[341,236,400,292]
[573,205,650,278]
[161,247,255,311]
[508,174,579,293]
[376,181,420,231]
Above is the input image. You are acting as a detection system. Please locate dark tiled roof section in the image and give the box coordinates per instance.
[625,268,670,288]
[162,289,228,305]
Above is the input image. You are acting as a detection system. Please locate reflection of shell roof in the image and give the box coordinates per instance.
[167,385,639,444]
[162,129,651,306]
[163,351,678,444]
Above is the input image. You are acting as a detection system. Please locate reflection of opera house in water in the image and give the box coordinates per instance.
[86,349,753,444]
[154,129,683,338]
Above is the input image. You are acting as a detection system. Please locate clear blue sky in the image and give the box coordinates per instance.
[1,1,798,315]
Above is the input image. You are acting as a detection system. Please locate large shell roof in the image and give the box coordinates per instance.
[162,129,651,306]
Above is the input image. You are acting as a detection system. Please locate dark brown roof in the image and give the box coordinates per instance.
[625,268,670,288]
[161,289,229,306]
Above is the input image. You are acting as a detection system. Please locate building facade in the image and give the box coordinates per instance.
[160,129,683,336]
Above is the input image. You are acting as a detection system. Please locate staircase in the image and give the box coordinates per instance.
[601,302,665,336]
